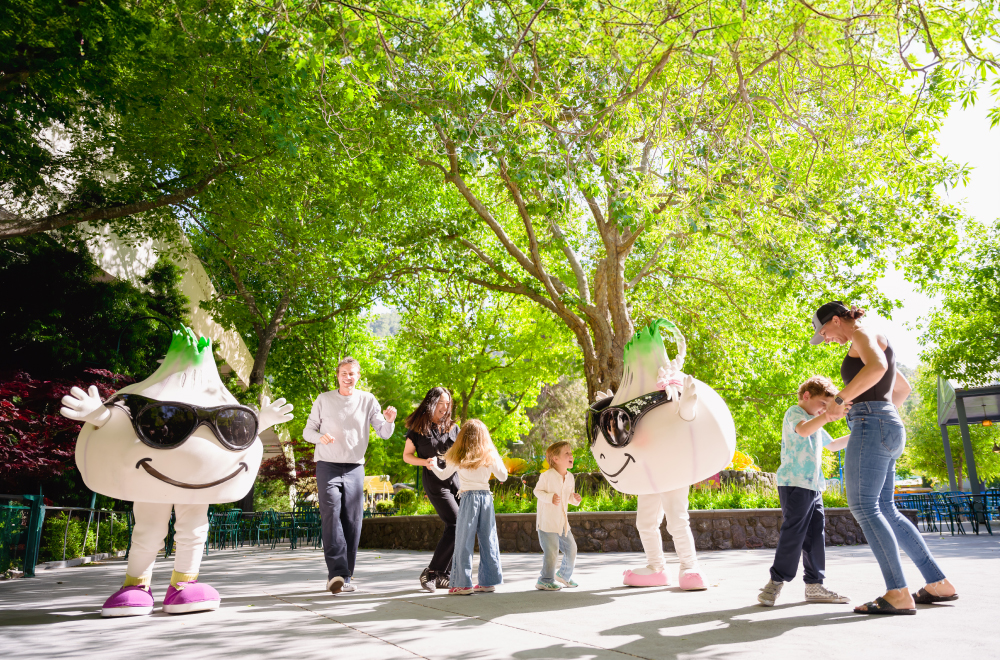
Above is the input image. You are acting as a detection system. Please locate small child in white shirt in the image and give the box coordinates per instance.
[432,419,507,595]
[533,441,582,590]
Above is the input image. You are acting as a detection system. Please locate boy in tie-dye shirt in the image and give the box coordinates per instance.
[758,376,852,607]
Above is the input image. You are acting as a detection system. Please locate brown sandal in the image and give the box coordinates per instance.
[913,587,958,604]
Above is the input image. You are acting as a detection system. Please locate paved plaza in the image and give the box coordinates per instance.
[2,532,997,660]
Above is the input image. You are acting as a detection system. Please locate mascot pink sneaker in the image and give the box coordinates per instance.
[163,580,221,614]
[588,320,736,591]
[60,327,293,617]
[623,568,669,587]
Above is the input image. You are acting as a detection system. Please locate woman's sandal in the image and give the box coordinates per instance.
[854,596,916,615]
[912,587,958,604]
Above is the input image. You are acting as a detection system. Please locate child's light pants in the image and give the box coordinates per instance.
[126,502,210,584]
[636,486,699,572]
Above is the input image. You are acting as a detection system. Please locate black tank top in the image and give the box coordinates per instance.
[841,336,896,403]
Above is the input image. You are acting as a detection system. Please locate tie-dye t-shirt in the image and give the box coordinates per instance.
[775,405,834,491]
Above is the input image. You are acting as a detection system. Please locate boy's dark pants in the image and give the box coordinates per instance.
[770,486,826,584]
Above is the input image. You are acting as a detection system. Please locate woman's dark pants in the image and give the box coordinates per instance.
[424,471,460,577]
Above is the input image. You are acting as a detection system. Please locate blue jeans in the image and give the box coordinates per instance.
[538,530,577,581]
[845,401,946,591]
[451,490,503,589]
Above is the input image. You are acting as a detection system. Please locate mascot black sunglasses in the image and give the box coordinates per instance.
[587,391,673,449]
[106,393,259,451]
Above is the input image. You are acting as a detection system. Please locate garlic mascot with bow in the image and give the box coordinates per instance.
[588,320,735,590]
[60,328,293,617]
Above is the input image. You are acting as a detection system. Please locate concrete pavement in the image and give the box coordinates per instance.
[1,532,997,659]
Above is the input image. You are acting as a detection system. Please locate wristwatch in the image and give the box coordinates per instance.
[834,396,844,406]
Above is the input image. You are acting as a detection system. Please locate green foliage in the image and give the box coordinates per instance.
[39,512,130,562]
[253,479,292,511]
[918,223,1000,387]
[0,233,188,378]
[392,489,416,508]
[900,367,1000,485]
[374,499,395,513]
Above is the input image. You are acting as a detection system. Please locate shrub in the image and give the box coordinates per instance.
[375,499,394,513]
[393,489,416,507]
[40,511,130,562]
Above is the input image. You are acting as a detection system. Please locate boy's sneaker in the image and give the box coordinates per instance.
[535,579,562,591]
[805,583,850,603]
[419,568,436,593]
[555,575,578,588]
[340,583,357,593]
[758,579,783,606]
[435,574,450,590]
[473,585,495,593]
[448,587,474,595]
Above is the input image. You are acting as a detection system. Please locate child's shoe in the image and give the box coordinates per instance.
[448,586,474,595]
[163,580,220,614]
[758,579,783,606]
[805,583,850,603]
[535,578,562,591]
[623,567,668,587]
[419,568,436,593]
[435,574,450,590]
[679,570,708,591]
[474,585,495,593]
[555,574,578,588]
[101,585,154,617]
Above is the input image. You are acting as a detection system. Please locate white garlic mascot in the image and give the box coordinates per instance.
[60,327,293,617]
[588,320,735,589]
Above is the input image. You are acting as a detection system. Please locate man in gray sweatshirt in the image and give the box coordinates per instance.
[303,357,396,593]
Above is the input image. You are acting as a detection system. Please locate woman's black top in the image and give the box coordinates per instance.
[406,424,459,489]
[841,337,897,404]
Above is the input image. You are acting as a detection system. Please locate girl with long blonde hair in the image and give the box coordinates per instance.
[431,419,508,595]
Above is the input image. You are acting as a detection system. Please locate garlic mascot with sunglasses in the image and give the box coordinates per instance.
[588,320,735,590]
[60,327,293,617]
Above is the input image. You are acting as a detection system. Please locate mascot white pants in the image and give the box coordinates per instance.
[127,503,210,587]
[589,319,736,590]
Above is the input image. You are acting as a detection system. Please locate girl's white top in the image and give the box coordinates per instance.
[533,469,576,535]
[433,448,508,492]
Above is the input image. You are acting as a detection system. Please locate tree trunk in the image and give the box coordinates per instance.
[248,293,292,389]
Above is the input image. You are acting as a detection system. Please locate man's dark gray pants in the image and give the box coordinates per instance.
[316,461,364,582]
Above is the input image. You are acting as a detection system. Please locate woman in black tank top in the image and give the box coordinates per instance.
[809,301,956,613]
[402,387,460,592]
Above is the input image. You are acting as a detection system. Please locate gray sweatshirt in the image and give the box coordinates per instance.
[302,390,395,464]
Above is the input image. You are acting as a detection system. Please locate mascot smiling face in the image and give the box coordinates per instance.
[74,328,263,504]
[588,320,736,496]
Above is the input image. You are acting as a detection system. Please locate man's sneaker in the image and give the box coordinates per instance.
[805,583,850,603]
[435,574,450,590]
[473,585,495,593]
[327,576,345,594]
[555,575,578,588]
[448,587,474,595]
[419,568,436,593]
[758,579,783,607]
[535,579,562,591]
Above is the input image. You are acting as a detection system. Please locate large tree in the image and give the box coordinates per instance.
[0,0,341,239]
[265,0,972,399]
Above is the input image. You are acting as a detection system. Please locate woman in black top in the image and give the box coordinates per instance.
[810,301,957,614]
[402,387,459,592]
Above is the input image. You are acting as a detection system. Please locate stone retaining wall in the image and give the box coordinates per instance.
[360,508,919,553]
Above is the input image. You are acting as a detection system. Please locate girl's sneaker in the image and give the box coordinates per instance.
[535,579,562,591]
[448,587,474,595]
[555,575,578,588]
[474,585,495,593]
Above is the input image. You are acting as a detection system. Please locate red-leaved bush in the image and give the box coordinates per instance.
[257,439,316,487]
[0,370,133,493]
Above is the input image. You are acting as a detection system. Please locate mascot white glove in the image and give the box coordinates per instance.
[258,396,294,431]
[61,386,112,428]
